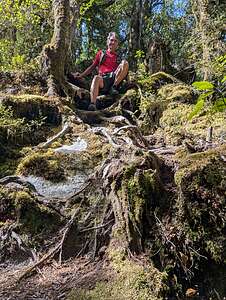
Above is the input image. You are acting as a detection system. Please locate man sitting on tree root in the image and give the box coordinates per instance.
[74,32,129,111]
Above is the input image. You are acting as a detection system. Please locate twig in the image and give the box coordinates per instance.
[92,219,98,259]
[80,219,114,232]
[136,83,146,102]
[75,240,90,258]
[113,125,137,135]
[38,122,71,149]
[188,246,208,260]
[213,288,221,300]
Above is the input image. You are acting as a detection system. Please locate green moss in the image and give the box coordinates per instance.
[155,99,226,145]
[157,83,193,102]
[0,93,51,103]
[108,152,163,253]
[0,187,61,234]
[175,144,226,186]
[174,144,226,263]
[139,97,167,135]
[13,190,60,234]
[0,104,27,144]
[138,83,192,135]
[11,94,47,102]
[68,258,167,300]
[16,150,65,182]
[126,169,157,224]
[137,71,178,92]
[0,187,16,225]
[0,158,18,177]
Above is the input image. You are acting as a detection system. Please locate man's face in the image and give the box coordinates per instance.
[107,36,118,52]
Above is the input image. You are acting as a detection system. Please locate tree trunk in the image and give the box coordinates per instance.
[191,0,212,80]
[41,0,72,96]
[128,0,144,70]
[40,0,89,104]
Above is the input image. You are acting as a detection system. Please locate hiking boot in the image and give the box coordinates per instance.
[88,103,97,111]
[109,85,119,96]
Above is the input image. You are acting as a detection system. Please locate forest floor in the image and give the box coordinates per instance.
[1,72,226,299]
[0,257,112,300]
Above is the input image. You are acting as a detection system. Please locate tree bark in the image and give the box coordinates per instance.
[191,0,212,80]
[128,0,144,70]
[41,0,73,96]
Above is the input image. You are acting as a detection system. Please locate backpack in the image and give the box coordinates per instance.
[98,50,121,68]
[99,50,106,68]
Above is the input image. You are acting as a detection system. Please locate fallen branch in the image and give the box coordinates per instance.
[91,127,121,148]
[150,71,183,84]
[113,125,150,149]
[38,122,71,149]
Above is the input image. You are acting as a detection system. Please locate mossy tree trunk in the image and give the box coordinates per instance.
[41,0,75,97]
[103,149,164,254]
[191,0,212,81]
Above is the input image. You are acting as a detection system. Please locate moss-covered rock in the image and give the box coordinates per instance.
[139,95,167,135]
[0,93,62,124]
[0,187,60,235]
[16,150,66,182]
[0,186,61,233]
[155,101,226,145]
[60,123,110,171]
[157,83,194,103]
[138,83,194,135]
[175,145,226,244]
[0,93,62,148]
[0,185,62,262]
[173,144,226,296]
[14,190,61,234]
[0,186,17,224]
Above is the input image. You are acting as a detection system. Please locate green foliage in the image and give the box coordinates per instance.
[135,50,145,60]
[0,103,50,145]
[189,78,226,119]
[213,54,226,78]
[0,105,25,138]
[192,81,214,90]
[0,0,52,71]
[188,97,205,120]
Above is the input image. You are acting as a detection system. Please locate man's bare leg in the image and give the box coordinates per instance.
[90,75,104,104]
[114,60,129,86]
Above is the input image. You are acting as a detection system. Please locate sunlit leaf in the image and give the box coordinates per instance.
[221,76,226,83]
[192,81,214,90]
[213,98,226,112]
[188,97,205,120]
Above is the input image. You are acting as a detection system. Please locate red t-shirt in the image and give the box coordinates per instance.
[93,49,118,75]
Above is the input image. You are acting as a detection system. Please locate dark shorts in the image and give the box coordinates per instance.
[100,72,115,94]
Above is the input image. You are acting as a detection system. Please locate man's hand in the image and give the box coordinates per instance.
[72,72,83,80]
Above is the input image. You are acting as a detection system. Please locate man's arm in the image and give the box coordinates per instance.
[72,50,101,79]
[80,62,97,77]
